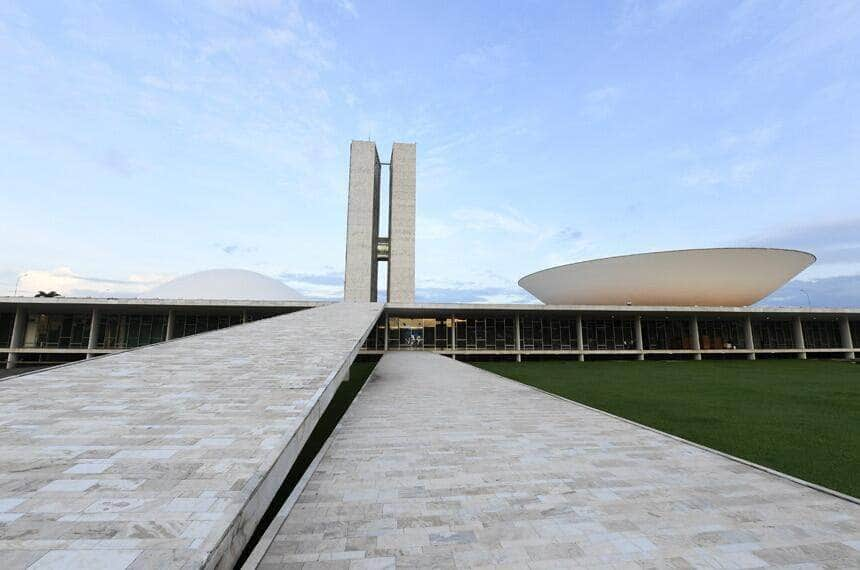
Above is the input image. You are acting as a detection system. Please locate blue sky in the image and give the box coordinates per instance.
[1,0,859,305]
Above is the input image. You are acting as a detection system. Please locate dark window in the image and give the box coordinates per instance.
[802,320,841,349]
[0,313,15,348]
[362,316,387,350]
[583,319,635,350]
[642,319,693,350]
[97,314,168,349]
[25,313,91,349]
[698,319,745,349]
[521,317,577,351]
[752,320,795,349]
[172,313,242,338]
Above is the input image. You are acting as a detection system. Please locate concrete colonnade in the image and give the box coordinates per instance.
[840,317,855,360]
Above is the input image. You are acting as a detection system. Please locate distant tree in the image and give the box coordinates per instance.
[35,291,61,297]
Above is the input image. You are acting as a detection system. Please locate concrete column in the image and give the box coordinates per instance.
[514,312,522,363]
[744,316,756,360]
[387,142,416,303]
[690,316,701,360]
[86,308,100,359]
[344,140,381,302]
[166,309,175,341]
[793,317,807,360]
[839,316,855,360]
[576,315,585,362]
[242,310,248,324]
[384,315,390,351]
[634,315,644,360]
[6,306,26,369]
[451,317,457,360]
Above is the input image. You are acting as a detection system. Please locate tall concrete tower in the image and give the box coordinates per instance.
[343,140,416,303]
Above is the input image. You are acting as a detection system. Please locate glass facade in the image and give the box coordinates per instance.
[642,318,693,350]
[698,319,745,349]
[802,319,842,349]
[362,317,387,350]
[173,313,243,338]
[97,313,168,349]
[24,313,91,349]
[366,314,854,354]
[521,316,577,351]
[0,312,15,348]
[582,319,635,350]
[388,317,452,350]
[246,310,284,322]
[752,320,795,349]
[454,316,516,351]
[7,305,858,364]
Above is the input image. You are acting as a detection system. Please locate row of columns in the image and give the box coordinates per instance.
[5,308,858,368]
[509,314,855,361]
[5,307,180,369]
[440,314,855,361]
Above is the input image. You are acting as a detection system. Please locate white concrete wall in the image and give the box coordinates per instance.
[344,141,380,302]
[387,142,416,303]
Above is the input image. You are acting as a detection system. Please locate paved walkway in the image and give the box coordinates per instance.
[0,302,382,569]
[260,352,860,569]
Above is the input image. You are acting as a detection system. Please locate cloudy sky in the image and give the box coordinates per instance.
[1,1,859,306]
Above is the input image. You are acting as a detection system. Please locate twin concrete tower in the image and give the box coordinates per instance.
[344,140,416,303]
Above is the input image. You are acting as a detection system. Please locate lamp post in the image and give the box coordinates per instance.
[13,272,28,297]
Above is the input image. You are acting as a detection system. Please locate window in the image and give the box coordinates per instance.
[97,314,168,349]
[24,313,91,349]
[583,319,635,350]
[802,320,841,349]
[521,317,577,351]
[0,313,15,348]
[172,313,242,338]
[752,320,794,349]
[698,320,745,349]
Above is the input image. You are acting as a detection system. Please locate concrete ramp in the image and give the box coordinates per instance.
[257,351,860,568]
[0,302,382,569]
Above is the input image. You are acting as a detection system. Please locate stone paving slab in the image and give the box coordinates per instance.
[0,302,381,569]
[259,351,860,569]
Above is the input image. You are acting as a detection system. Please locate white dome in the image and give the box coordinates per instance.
[145,269,303,301]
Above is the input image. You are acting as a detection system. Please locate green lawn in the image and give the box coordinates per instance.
[473,359,860,498]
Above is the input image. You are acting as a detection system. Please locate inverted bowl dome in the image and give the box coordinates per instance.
[518,248,815,307]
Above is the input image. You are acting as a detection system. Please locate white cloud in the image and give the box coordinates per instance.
[7,267,170,298]
[452,207,539,235]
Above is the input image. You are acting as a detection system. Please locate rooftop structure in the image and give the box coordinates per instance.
[146,269,303,301]
[519,248,816,307]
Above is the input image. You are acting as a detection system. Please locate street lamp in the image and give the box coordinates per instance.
[13,272,28,297]
[799,288,811,308]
